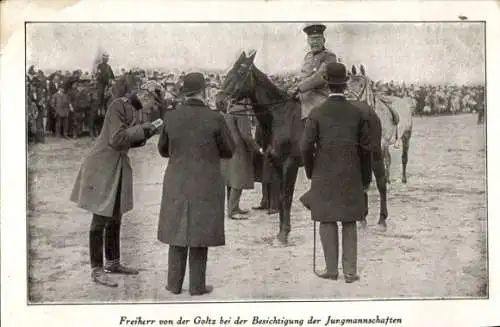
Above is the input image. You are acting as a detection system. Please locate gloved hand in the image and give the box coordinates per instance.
[287,85,300,98]
[142,122,156,139]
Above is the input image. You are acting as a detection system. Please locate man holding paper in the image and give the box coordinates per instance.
[70,92,158,287]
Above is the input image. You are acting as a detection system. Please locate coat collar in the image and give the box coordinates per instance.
[184,98,208,107]
[328,93,347,101]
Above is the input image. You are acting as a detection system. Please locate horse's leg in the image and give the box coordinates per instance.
[277,157,299,245]
[401,131,411,184]
[383,145,391,184]
[360,189,369,229]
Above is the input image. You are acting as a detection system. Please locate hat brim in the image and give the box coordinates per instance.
[303,24,326,35]
[180,86,204,96]
[324,76,350,85]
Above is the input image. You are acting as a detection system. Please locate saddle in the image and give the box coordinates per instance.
[378,96,400,125]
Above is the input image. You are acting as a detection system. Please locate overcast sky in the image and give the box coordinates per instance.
[26,22,485,84]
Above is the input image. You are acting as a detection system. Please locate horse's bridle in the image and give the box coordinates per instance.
[217,64,294,117]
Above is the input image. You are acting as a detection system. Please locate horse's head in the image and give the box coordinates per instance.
[110,72,142,98]
[218,50,257,106]
[347,65,375,108]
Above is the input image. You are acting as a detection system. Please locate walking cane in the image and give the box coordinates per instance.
[313,220,317,275]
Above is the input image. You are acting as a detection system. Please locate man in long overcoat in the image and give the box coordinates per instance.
[70,93,157,287]
[299,62,376,283]
[157,72,235,296]
[221,99,261,219]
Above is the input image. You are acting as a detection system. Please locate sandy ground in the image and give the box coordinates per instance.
[27,113,487,303]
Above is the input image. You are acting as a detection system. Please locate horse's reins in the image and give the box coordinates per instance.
[214,97,293,117]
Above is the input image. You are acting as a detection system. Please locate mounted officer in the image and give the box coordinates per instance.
[288,23,338,120]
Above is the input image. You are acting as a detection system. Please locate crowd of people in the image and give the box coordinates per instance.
[25,64,223,143]
[373,80,485,116]
[28,23,488,298]
[26,65,485,144]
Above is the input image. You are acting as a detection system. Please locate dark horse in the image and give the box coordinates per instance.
[218,51,388,245]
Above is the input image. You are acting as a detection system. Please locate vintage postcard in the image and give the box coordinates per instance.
[1,0,499,327]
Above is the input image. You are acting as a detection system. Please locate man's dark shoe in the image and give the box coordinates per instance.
[267,209,279,215]
[345,275,360,283]
[165,285,182,294]
[92,268,118,287]
[252,205,269,210]
[104,263,139,275]
[236,208,250,215]
[189,285,213,296]
[315,270,338,280]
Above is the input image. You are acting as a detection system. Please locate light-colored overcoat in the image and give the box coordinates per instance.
[70,97,147,217]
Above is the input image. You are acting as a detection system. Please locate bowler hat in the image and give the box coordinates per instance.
[303,23,326,36]
[180,72,206,96]
[323,62,349,85]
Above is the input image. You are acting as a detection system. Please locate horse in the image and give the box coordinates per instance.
[217,51,389,245]
[383,95,413,184]
[347,67,413,184]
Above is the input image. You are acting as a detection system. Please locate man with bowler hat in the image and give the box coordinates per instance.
[157,72,235,296]
[70,92,158,287]
[299,62,376,283]
[288,23,338,120]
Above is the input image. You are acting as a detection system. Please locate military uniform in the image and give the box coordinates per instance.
[295,24,338,119]
[74,83,92,137]
[297,49,338,119]
[70,96,156,287]
[96,55,115,110]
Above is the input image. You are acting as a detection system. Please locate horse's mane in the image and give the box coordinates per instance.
[251,66,288,103]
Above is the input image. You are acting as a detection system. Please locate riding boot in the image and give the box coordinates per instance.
[253,183,270,210]
[90,214,118,287]
[268,181,280,214]
[228,188,247,219]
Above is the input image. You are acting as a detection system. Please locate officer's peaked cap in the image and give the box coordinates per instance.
[303,23,326,36]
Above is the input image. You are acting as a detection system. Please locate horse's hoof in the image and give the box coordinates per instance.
[402,178,407,184]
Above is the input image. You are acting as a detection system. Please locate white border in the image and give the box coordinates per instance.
[1,1,499,326]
